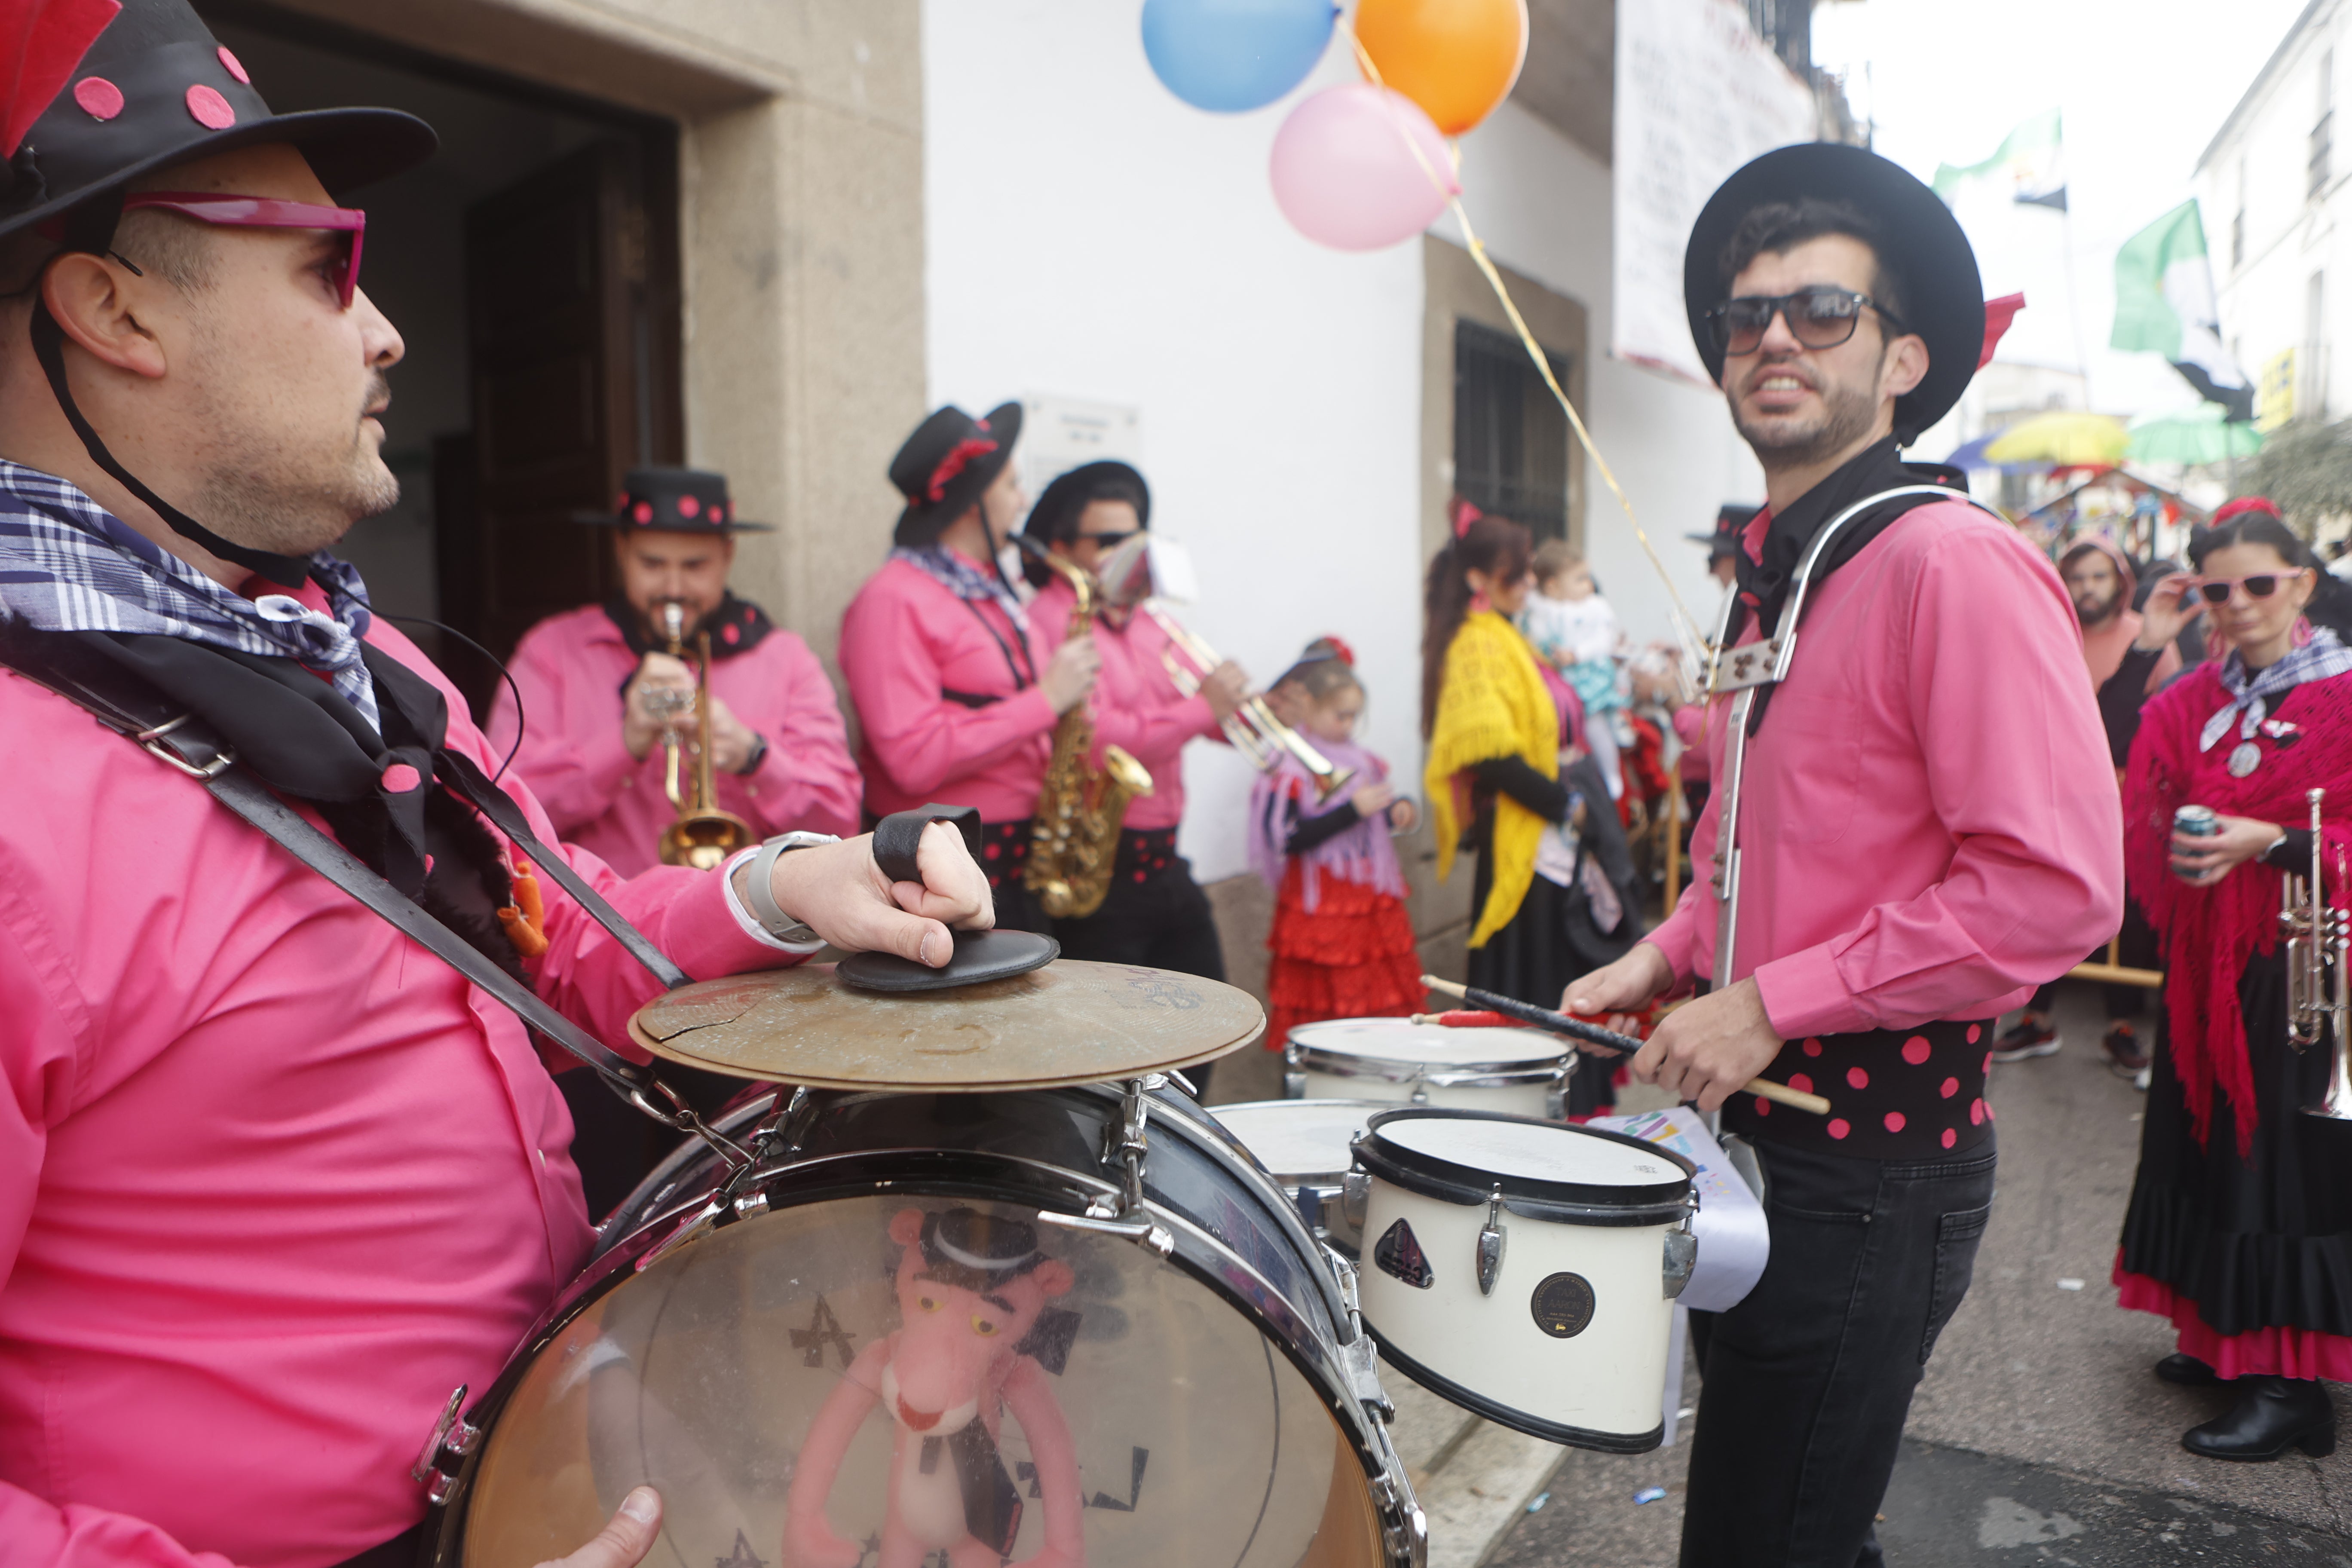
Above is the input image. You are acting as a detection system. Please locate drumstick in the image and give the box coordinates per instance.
[1419,975,1831,1116]
[1411,1009,1520,1028]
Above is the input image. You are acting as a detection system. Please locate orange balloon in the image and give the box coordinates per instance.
[1354,0,1529,137]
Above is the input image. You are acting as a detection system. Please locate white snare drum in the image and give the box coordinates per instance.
[1351,1108,1695,1452]
[1284,1018,1572,1117]
[1213,1099,1387,1254]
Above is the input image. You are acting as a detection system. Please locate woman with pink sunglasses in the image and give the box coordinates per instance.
[2116,500,2352,1460]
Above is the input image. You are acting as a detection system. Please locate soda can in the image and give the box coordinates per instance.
[2175,805,2221,838]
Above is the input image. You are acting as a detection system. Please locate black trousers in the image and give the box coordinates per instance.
[1051,847,1227,1094]
[1683,1136,1997,1568]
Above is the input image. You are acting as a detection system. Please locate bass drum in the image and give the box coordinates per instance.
[424,1082,1424,1568]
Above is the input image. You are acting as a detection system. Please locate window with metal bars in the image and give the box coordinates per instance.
[1453,318,1573,542]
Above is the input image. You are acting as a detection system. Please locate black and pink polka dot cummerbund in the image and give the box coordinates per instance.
[1718,1018,1996,1160]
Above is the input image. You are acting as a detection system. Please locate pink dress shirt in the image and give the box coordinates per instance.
[839,555,1058,821]
[484,603,861,875]
[1645,499,2123,1038]
[0,602,803,1568]
[1024,580,1222,831]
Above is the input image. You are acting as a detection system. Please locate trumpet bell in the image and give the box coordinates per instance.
[661,806,755,873]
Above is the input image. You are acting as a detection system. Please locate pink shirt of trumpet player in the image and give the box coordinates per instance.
[0,593,805,1568]
[839,554,1059,821]
[1643,500,2122,1038]
[1026,578,1223,831]
[484,603,861,876]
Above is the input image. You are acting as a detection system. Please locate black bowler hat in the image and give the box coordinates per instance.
[1686,502,1760,561]
[576,468,772,534]
[1683,143,1984,444]
[889,401,1023,548]
[0,0,436,243]
[1017,459,1148,588]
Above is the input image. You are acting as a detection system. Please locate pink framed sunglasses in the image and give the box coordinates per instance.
[116,192,368,309]
[2194,570,2309,605]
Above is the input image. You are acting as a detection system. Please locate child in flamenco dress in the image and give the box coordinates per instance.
[2116,505,2352,1461]
[1248,638,1423,1046]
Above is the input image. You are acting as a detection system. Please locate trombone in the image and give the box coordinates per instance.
[649,600,754,872]
[2286,788,2352,1120]
[1090,535,1355,803]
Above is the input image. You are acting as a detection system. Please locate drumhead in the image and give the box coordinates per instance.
[1288,1017,1564,1069]
[456,1193,1382,1568]
[1214,1100,1383,1183]
[1361,1109,1694,1218]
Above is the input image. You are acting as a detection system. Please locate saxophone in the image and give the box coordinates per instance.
[1021,544,1154,919]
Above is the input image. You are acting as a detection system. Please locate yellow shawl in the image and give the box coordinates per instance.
[1424,610,1560,948]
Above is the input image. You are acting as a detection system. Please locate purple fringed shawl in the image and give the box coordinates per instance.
[1247,738,1409,913]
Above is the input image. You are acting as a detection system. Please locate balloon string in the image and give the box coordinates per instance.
[1338,19,1707,670]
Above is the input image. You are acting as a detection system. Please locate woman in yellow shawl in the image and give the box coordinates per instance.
[1424,503,1644,1115]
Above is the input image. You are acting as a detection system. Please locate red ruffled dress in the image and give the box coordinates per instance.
[1250,741,1422,1048]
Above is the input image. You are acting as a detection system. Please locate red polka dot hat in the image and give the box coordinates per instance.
[576,468,773,536]
[0,0,434,244]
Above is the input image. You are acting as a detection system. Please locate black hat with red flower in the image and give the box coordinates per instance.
[576,467,771,535]
[888,401,1023,548]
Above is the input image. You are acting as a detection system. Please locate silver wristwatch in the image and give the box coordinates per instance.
[744,831,839,944]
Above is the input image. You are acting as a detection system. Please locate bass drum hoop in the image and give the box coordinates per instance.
[428,1115,1412,1564]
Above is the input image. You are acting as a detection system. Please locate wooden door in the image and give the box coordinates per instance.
[444,141,678,681]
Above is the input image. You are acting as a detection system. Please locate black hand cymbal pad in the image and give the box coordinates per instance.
[836,928,1059,992]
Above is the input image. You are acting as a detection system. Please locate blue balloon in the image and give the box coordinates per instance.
[1141,0,1338,114]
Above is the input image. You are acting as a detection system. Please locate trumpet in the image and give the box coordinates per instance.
[650,601,754,872]
[1089,534,1355,803]
[2286,788,2352,1120]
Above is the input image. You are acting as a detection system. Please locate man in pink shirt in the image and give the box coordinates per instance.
[1017,461,1247,981]
[488,468,860,880]
[1568,145,2121,1565]
[0,7,992,1566]
[840,403,1101,932]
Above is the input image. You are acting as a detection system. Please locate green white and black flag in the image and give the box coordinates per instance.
[2110,201,2254,421]
[1933,109,2067,211]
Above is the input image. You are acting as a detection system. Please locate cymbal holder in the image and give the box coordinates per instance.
[1037,1075,1173,1256]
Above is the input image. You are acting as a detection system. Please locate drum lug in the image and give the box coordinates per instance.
[1476,1187,1508,1296]
[636,1196,726,1272]
[1341,1167,1370,1230]
[1340,1332,1395,1421]
[1036,1075,1176,1256]
[1663,1213,1698,1301]
[1283,1066,1306,1099]
[1037,1206,1174,1257]
[411,1382,480,1502]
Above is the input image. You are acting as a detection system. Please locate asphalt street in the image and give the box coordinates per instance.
[1481,983,2352,1566]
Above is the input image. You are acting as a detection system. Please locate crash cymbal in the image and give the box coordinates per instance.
[627,959,1265,1090]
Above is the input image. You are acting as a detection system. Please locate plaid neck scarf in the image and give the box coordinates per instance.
[0,459,380,729]
[2201,625,2352,752]
[890,543,1029,633]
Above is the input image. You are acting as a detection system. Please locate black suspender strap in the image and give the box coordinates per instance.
[0,634,743,1166]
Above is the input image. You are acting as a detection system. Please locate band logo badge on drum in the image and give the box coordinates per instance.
[1373,1218,1435,1289]
[1530,1272,1597,1338]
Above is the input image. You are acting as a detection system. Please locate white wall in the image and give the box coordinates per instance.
[1437,102,1760,651]
[924,1,1424,882]
[922,4,1755,881]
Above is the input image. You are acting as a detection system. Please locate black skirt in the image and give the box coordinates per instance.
[2119,944,2352,1340]
[1462,773,1640,1118]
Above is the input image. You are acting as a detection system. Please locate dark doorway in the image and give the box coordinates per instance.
[194,2,683,714]
[1454,318,1573,542]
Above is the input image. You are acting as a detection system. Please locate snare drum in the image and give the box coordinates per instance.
[1351,1108,1695,1453]
[420,1083,1425,1568]
[1284,1018,1571,1116]
[1213,1099,1386,1254]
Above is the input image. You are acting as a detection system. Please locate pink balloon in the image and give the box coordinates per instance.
[1270,83,1460,252]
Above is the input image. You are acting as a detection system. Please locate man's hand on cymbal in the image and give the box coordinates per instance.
[536,1487,661,1568]
[622,652,695,760]
[745,821,995,966]
[1628,978,1783,1113]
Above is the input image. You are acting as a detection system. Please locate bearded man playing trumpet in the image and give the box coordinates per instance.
[1017,461,1247,998]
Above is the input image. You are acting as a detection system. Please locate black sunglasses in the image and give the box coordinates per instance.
[1077,528,1142,550]
[1706,287,1907,356]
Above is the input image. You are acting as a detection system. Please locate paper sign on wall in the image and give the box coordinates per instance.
[1019,394,1144,502]
[1611,0,1818,388]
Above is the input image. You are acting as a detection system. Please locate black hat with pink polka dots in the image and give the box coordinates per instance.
[0,0,435,244]
[576,468,773,536]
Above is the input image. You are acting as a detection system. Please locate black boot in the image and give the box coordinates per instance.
[2156,1352,2219,1386]
[2182,1376,2336,1461]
